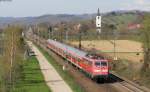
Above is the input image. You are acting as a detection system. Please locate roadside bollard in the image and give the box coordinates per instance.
[63,65,66,71]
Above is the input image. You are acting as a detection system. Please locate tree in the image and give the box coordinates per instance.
[48,26,53,39]
[78,23,89,49]
[0,26,24,92]
[58,22,67,42]
[141,14,150,72]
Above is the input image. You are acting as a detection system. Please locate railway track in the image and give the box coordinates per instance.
[112,81,145,92]
[119,81,143,92]
[107,73,149,92]
[30,36,149,92]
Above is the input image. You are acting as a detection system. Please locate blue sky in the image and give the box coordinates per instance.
[0,0,150,17]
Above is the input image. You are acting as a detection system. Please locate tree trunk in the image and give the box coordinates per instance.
[142,48,150,72]
[79,32,82,49]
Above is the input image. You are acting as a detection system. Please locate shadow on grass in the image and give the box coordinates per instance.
[17,70,46,86]
[22,79,45,86]
[18,63,46,86]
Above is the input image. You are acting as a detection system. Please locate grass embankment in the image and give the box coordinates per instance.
[37,45,85,92]
[111,59,138,79]
[13,57,51,92]
[111,59,150,89]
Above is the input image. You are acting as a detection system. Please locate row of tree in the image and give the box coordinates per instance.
[141,14,150,73]
[0,26,25,92]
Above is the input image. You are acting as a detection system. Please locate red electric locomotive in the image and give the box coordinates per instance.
[46,39,109,79]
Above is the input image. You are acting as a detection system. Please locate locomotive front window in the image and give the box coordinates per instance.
[95,62,101,67]
[95,62,107,67]
[101,62,107,66]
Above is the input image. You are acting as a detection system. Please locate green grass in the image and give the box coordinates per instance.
[37,45,85,92]
[13,57,51,92]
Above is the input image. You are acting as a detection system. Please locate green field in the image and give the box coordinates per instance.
[13,57,51,92]
[37,45,85,92]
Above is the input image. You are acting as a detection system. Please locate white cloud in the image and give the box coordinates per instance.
[136,0,150,11]
[135,0,150,6]
[136,0,145,5]
[120,0,150,11]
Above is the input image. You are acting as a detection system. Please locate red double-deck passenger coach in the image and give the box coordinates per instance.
[46,39,109,79]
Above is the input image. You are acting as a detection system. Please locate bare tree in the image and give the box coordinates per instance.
[0,26,24,91]
[141,14,150,72]
[78,23,89,49]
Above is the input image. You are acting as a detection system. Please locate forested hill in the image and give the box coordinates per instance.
[0,10,147,28]
[0,14,94,27]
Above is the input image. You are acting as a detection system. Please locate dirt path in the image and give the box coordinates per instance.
[27,41,73,92]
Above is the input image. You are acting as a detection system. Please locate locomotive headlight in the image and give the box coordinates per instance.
[94,69,101,72]
[94,69,108,72]
[102,69,108,72]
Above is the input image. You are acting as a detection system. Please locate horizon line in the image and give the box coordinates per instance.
[0,9,149,18]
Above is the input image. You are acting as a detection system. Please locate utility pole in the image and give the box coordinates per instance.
[113,26,118,61]
[51,29,53,40]
[113,32,117,60]
[77,23,82,49]
[37,25,40,44]
[79,31,82,49]
[10,31,14,90]
[45,29,47,39]
[63,27,69,71]
[66,29,68,44]
[0,30,4,56]
[48,26,52,39]
[49,28,50,39]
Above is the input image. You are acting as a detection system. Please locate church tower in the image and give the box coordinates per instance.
[96,8,101,33]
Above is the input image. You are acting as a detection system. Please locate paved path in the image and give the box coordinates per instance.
[27,41,73,92]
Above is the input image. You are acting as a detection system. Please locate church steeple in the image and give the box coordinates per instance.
[96,8,101,33]
[97,8,100,16]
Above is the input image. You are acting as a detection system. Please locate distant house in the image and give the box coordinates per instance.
[53,27,59,31]
[127,23,141,30]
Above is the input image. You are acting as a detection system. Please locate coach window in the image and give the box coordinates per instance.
[83,58,87,64]
[72,57,76,62]
[66,54,69,58]
[68,54,71,58]
[78,58,81,62]
[86,60,90,65]
[88,61,92,66]
[75,57,78,62]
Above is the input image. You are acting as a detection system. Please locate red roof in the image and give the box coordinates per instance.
[128,23,141,30]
